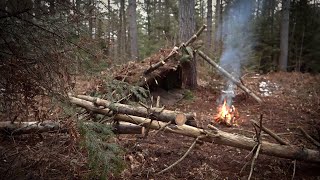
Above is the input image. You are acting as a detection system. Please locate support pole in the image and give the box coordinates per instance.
[196,50,263,103]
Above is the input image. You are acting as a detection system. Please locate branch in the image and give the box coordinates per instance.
[298,126,320,147]
[157,136,202,174]
[196,50,263,104]
[251,120,289,145]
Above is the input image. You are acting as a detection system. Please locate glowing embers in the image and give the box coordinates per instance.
[214,99,239,126]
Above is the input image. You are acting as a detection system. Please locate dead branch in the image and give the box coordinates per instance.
[298,126,320,147]
[157,136,202,174]
[143,24,207,75]
[251,120,289,145]
[248,143,261,180]
[196,50,263,104]
[292,160,296,180]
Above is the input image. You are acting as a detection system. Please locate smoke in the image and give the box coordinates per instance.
[218,0,254,105]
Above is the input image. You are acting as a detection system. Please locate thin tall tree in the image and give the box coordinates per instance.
[279,0,290,71]
[206,0,213,53]
[129,0,139,60]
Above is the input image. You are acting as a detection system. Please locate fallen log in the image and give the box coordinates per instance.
[196,50,263,104]
[117,115,320,163]
[0,121,144,135]
[143,24,207,75]
[0,121,67,135]
[71,95,197,126]
[70,98,320,163]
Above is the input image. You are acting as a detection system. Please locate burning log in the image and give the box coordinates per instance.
[143,24,207,75]
[196,50,263,104]
[214,99,240,126]
[0,121,144,135]
[70,98,320,163]
[71,95,197,126]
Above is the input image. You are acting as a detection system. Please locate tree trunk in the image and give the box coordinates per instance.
[206,0,213,54]
[118,0,126,59]
[88,0,93,38]
[128,0,139,60]
[214,0,222,54]
[278,0,290,71]
[179,0,197,89]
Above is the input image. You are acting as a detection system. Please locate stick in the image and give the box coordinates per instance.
[250,120,289,145]
[157,136,201,174]
[156,96,160,107]
[291,160,296,180]
[143,24,207,75]
[298,126,320,147]
[248,143,261,180]
[196,50,263,104]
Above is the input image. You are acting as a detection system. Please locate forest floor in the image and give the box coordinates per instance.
[1,69,320,179]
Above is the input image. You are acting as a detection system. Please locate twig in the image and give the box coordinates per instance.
[247,115,263,180]
[157,136,202,174]
[291,160,296,180]
[156,96,160,107]
[248,143,261,180]
[298,126,320,147]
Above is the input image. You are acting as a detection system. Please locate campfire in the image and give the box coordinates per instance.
[214,99,239,126]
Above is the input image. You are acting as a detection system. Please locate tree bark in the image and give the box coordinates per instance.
[197,50,263,103]
[278,0,290,71]
[70,95,197,126]
[179,0,197,89]
[128,0,139,60]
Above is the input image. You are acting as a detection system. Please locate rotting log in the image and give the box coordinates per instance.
[196,50,263,104]
[0,121,144,135]
[143,24,207,75]
[70,97,320,163]
[71,95,197,126]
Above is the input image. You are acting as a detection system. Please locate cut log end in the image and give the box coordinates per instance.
[175,113,187,126]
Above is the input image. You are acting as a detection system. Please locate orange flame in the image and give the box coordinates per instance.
[214,99,239,126]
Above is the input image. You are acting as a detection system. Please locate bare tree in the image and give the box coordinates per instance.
[128,0,139,60]
[179,0,197,89]
[279,0,290,71]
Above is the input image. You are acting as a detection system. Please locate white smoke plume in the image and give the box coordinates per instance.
[217,0,254,106]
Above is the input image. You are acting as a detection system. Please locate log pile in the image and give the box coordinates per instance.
[67,95,320,163]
